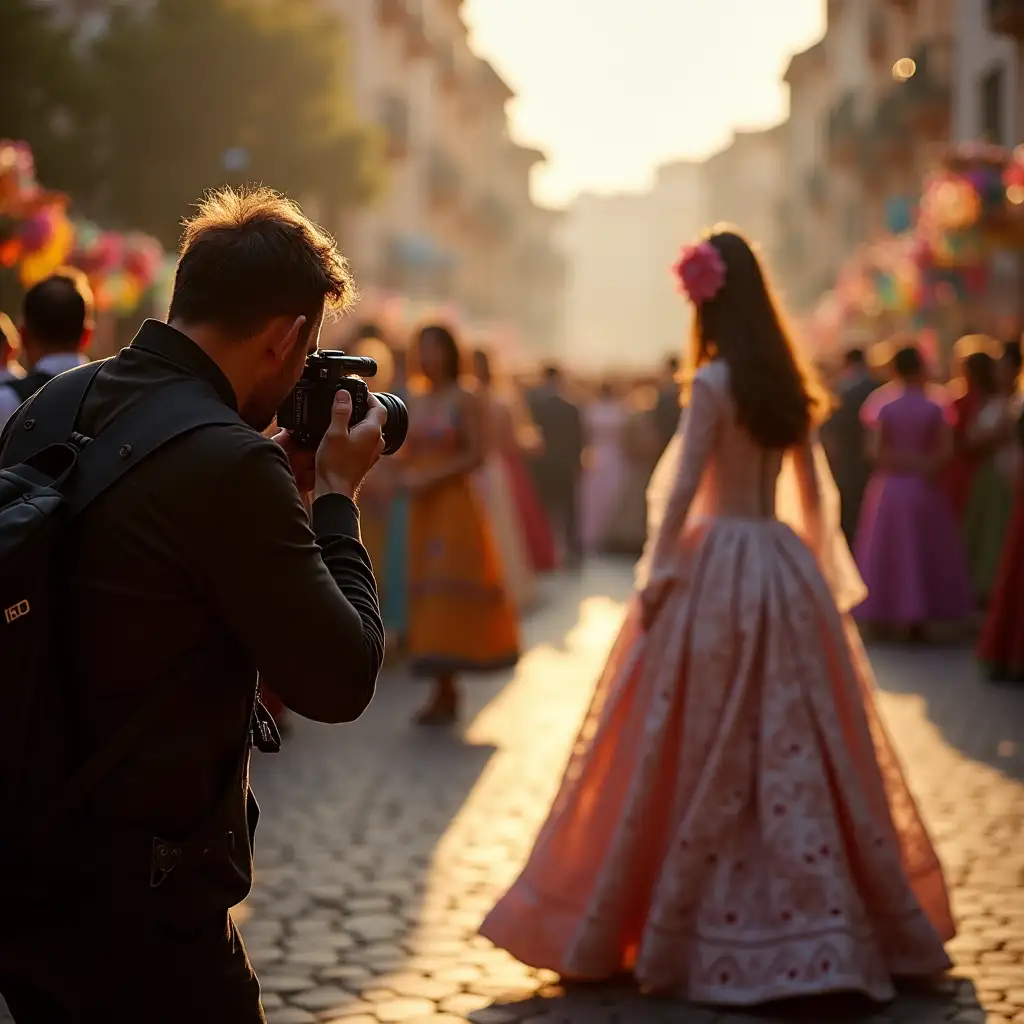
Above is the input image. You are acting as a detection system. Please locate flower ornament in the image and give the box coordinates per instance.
[673,240,726,305]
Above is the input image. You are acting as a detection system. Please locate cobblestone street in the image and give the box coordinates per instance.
[232,561,1024,1024]
[3,563,1019,1024]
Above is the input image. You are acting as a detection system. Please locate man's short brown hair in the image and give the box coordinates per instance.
[168,186,355,338]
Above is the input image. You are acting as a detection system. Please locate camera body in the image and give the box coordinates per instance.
[277,350,408,454]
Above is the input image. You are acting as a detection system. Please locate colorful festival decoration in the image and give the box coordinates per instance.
[813,141,1024,356]
[0,139,167,315]
[918,143,1024,266]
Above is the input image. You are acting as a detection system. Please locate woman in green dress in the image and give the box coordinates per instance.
[963,352,1022,604]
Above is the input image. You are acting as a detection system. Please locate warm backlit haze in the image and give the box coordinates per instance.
[464,0,827,206]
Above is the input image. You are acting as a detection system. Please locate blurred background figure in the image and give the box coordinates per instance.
[943,337,1002,525]
[403,324,519,724]
[820,341,880,546]
[0,313,21,393]
[651,354,682,455]
[472,348,537,612]
[854,344,973,639]
[351,325,411,651]
[527,364,584,567]
[602,384,662,556]
[962,343,1022,605]
[580,380,627,552]
[0,271,93,430]
[473,348,557,575]
[977,404,1024,681]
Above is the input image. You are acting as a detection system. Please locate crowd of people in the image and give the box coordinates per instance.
[819,331,1024,678]
[254,327,688,729]
[5,264,1024,719]
[0,270,684,740]
[3,191,1024,1019]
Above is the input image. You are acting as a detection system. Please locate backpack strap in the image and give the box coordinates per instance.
[2,361,106,465]
[25,378,250,838]
[31,628,224,842]
[66,378,246,517]
[7,369,56,404]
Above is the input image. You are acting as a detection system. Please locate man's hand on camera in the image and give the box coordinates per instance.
[272,429,317,495]
[315,391,387,501]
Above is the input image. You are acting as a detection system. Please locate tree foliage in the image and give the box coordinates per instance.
[0,0,97,200]
[3,0,384,248]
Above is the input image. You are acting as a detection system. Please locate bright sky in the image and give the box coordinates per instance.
[463,0,826,207]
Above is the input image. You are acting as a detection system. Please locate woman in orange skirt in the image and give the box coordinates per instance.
[401,324,520,724]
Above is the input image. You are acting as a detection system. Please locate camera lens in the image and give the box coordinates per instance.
[374,391,409,456]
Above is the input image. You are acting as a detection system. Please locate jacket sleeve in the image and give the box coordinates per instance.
[198,434,383,723]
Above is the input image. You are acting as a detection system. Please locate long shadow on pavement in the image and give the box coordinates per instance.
[239,561,632,1021]
[483,978,977,1024]
[866,639,1024,782]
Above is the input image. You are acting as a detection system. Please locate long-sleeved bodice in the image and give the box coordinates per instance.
[668,360,791,523]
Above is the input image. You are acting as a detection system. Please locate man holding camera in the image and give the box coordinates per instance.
[0,188,386,1022]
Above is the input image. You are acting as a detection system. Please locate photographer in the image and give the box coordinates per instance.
[0,187,385,1022]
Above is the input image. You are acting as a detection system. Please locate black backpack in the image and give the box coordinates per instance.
[5,368,55,404]
[0,361,250,854]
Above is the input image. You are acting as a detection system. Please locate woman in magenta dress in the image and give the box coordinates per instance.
[480,230,953,1006]
[853,345,973,634]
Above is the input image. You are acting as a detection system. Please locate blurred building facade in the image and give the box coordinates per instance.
[559,161,707,370]
[985,0,1024,141]
[325,0,565,352]
[774,0,958,311]
[954,0,1018,145]
[702,126,786,279]
[776,42,832,311]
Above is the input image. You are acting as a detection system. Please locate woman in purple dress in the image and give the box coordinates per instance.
[854,344,973,636]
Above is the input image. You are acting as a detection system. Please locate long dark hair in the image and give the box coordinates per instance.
[416,323,461,383]
[682,228,832,449]
[962,350,997,395]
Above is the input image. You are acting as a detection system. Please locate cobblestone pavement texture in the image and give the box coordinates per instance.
[3,562,1022,1024]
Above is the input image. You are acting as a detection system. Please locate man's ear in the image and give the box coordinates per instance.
[79,323,95,353]
[265,316,306,364]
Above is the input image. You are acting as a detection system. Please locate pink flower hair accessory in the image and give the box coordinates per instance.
[673,240,726,304]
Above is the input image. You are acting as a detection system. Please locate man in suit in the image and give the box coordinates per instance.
[527,364,584,566]
[821,346,880,546]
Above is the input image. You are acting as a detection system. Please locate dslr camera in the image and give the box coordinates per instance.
[277,350,409,454]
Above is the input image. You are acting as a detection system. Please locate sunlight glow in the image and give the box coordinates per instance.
[463,0,826,206]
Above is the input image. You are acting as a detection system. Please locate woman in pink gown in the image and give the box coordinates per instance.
[479,230,954,1007]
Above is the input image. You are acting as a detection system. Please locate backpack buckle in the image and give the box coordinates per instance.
[149,831,236,887]
[252,697,282,754]
[149,837,181,888]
